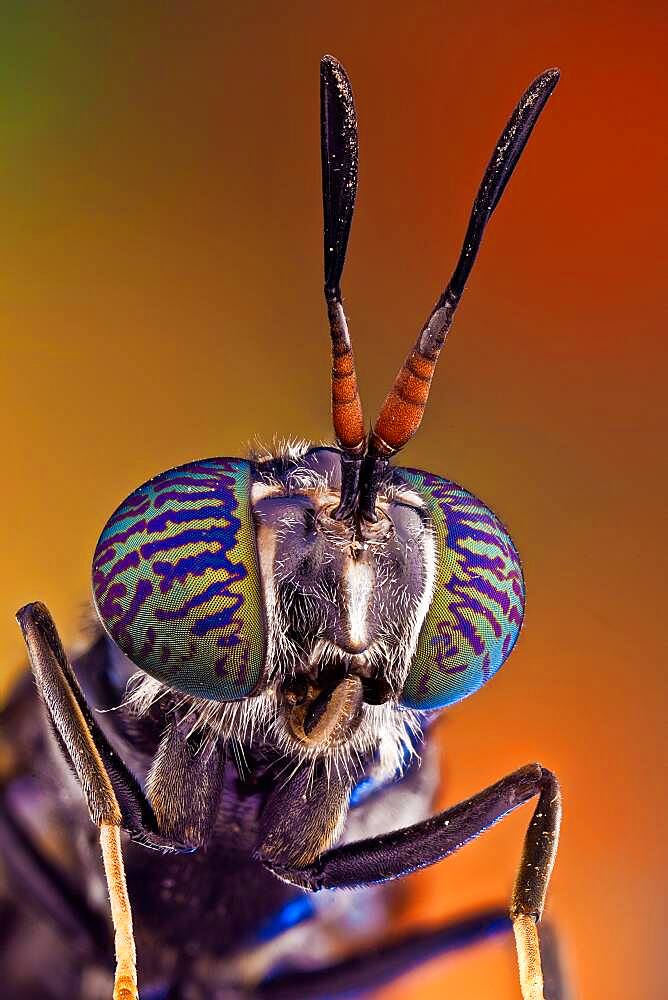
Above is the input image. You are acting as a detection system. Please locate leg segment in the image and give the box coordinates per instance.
[146,718,225,849]
[263,763,561,1000]
[16,602,146,1000]
[101,824,137,1000]
[15,603,166,844]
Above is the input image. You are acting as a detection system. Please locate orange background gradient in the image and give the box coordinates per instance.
[1,5,666,999]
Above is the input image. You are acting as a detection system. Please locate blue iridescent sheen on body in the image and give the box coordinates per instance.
[255,895,317,943]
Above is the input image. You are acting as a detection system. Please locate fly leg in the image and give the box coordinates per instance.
[262,763,561,1000]
[15,602,165,1000]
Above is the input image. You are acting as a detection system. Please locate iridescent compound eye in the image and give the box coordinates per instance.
[92,458,266,701]
[396,468,525,710]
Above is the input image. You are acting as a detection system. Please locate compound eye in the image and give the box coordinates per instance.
[395,468,525,710]
[92,458,266,702]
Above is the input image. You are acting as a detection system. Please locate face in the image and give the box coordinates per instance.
[253,448,432,750]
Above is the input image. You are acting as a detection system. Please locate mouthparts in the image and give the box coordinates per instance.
[285,673,364,748]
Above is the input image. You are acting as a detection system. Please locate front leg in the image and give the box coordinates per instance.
[17,603,149,1000]
[17,602,233,997]
[262,763,561,1000]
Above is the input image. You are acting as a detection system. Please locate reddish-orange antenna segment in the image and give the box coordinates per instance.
[328,297,365,454]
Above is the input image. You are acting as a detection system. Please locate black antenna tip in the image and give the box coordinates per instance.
[534,67,561,97]
[320,52,358,295]
[320,54,345,81]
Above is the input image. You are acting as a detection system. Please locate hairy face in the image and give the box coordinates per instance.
[253,448,433,755]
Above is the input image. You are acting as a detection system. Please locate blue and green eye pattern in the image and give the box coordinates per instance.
[92,458,266,702]
[397,468,525,710]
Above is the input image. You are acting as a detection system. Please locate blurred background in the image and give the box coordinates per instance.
[0,3,666,998]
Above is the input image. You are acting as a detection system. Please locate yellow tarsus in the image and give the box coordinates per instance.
[513,913,544,1000]
[100,822,139,1000]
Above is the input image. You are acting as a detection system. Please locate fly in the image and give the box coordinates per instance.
[1,55,563,1000]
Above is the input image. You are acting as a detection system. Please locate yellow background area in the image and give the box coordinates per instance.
[1,5,666,999]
